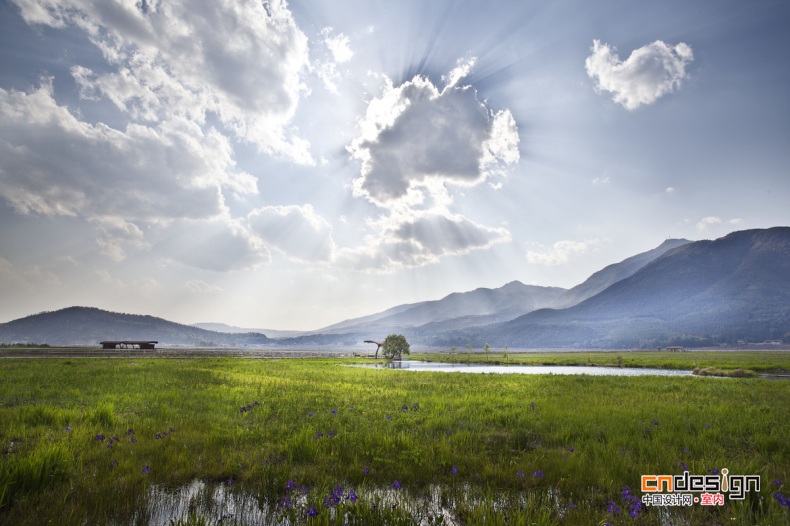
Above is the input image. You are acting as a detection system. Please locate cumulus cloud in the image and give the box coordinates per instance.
[342,61,518,270]
[159,218,270,272]
[526,239,603,266]
[247,204,336,263]
[696,216,742,233]
[314,27,353,93]
[337,211,510,272]
[585,39,693,110]
[348,71,519,206]
[0,81,255,222]
[12,0,312,162]
[92,217,150,262]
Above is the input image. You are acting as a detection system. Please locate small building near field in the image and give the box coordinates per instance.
[100,341,158,350]
[664,346,686,352]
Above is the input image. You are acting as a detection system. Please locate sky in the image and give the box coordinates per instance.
[1,0,789,331]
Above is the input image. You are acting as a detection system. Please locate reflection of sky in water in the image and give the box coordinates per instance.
[368,361,694,377]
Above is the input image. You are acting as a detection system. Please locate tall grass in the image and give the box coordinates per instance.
[0,357,788,524]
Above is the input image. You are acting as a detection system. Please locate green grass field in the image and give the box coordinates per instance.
[1,353,789,525]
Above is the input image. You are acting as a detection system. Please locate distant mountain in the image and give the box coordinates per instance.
[317,281,568,336]
[191,322,305,339]
[555,238,691,308]
[437,228,790,348]
[0,307,273,347]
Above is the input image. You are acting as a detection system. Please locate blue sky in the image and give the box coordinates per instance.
[1,0,788,330]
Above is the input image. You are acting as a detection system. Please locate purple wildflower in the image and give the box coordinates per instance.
[607,501,621,514]
[530,402,535,410]
[451,466,458,475]
[95,434,105,441]
[279,496,292,509]
[226,476,233,485]
[386,415,391,421]
[568,446,575,453]
[304,504,318,517]
[142,465,149,474]
[392,480,401,489]
[347,488,358,502]
[109,460,117,469]
[131,436,137,443]
[770,479,782,487]
[330,408,338,414]
[327,430,335,437]
[363,466,370,474]
[446,429,452,436]
[566,502,577,509]
[400,404,408,411]
[350,404,355,409]
[708,467,720,475]
[285,479,295,491]
[126,428,134,435]
[308,411,314,418]
[532,470,544,479]
[517,471,525,479]
[652,419,659,425]
[679,462,689,471]
[65,426,71,432]
[773,493,790,509]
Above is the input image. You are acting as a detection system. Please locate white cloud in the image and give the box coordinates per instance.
[666,186,676,193]
[526,239,603,266]
[592,176,611,185]
[13,0,313,163]
[442,57,477,88]
[585,39,693,110]
[337,210,510,272]
[184,279,223,295]
[348,72,519,207]
[247,204,336,263]
[159,218,270,272]
[0,81,256,222]
[696,216,722,232]
[315,27,354,93]
[321,28,353,63]
[92,217,150,262]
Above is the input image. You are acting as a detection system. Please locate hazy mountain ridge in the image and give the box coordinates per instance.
[2,228,787,348]
[436,227,790,348]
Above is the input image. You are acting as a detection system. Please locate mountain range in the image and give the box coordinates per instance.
[1,228,788,348]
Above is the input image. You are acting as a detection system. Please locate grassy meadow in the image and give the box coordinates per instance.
[0,353,789,525]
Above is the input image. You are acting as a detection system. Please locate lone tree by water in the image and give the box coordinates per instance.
[381,334,410,360]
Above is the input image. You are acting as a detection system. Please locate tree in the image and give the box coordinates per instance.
[484,343,491,356]
[381,334,410,360]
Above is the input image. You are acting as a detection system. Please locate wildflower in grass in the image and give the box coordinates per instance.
[392,480,401,489]
[363,467,370,474]
[386,415,391,420]
[286,480,296,491]
[568,446,575,453]
[347,488,358,503]
[391,504,398,510]
[412,402,419,410]
[112,436,120,443]
[279,496,292,509]
[227,476,233,485]
[95,434,105,441]
[371,501,377,509]
[331,408,338,414]
[774,493,790,509]
[708,467,720,475]
[705,423,711,429]
[446,429,451,436]
[679,462,689,471]
[607,501,621,514]
[126,428,134,435]
[530,402,535,410]
[400,404,408,411]
[65,426,71,432]
[532,470,544,479]
[517,471,525,479]
[682,448,689,453]
[304,504,318,517]
[350,404,354,409]
[327,430,335,437]
[155,433,161,439]
[451,465,458,475]
[566,502,577,509]
[652,419,659,425]
[110,460,117,469]
[308,412,314,417]
[142,465,149,474]
[771,479,782,487]
[131,436,137,443]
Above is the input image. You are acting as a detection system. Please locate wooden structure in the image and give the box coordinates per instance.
[100,340,158,350]
[665,346,686,352]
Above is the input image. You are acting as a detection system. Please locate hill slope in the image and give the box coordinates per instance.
[438,228,790,348]
[0,307,273,347]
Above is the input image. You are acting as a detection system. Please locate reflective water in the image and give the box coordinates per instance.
[364,360,693,376]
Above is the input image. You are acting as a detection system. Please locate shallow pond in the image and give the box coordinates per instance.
[361,360,694,376]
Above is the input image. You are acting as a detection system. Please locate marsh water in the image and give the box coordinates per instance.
[362,360,694,376]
